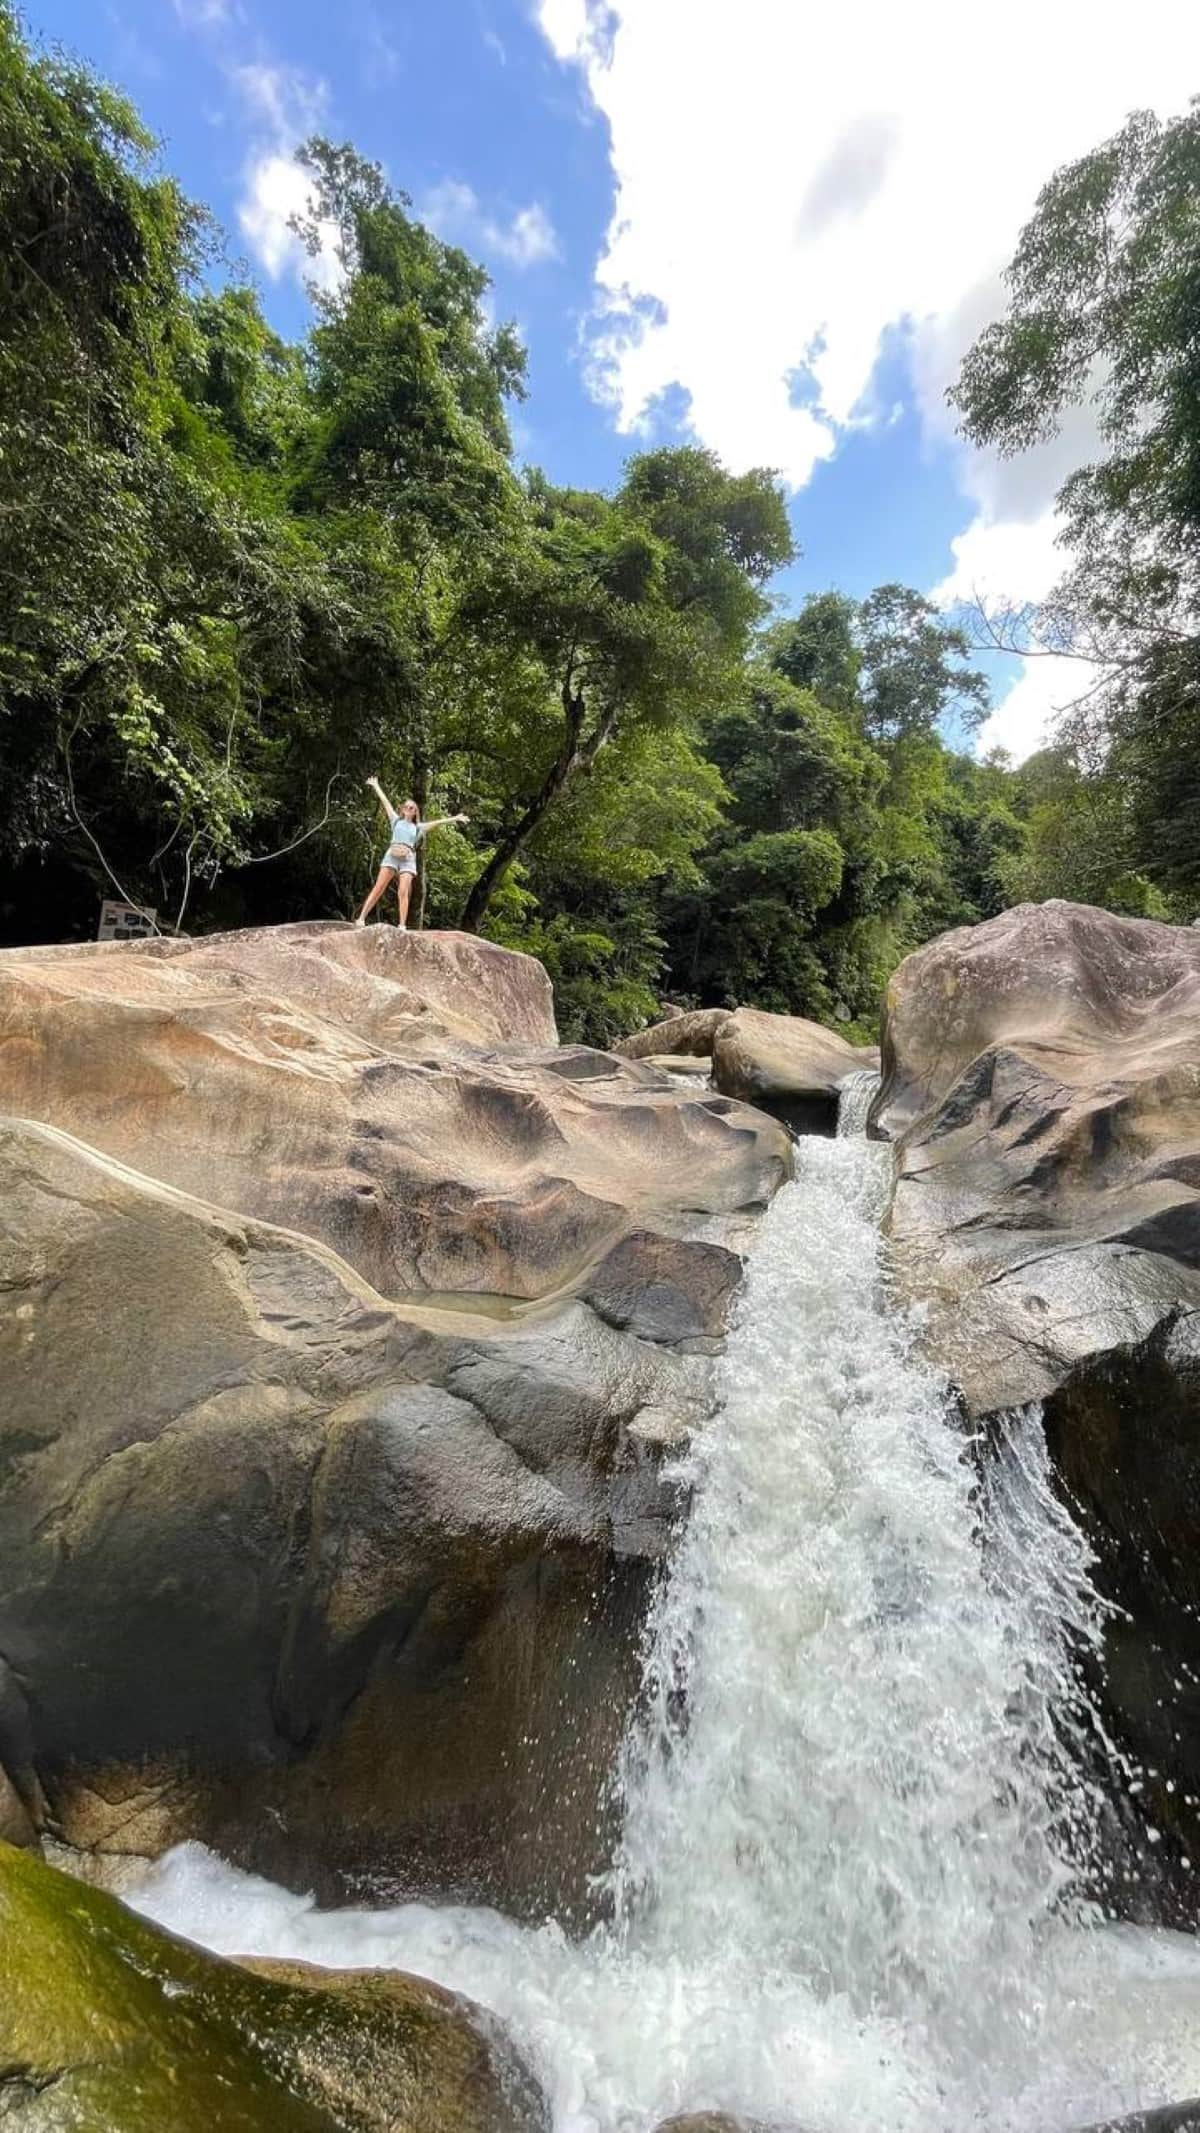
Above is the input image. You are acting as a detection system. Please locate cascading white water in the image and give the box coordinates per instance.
[607,1122,1103,2066]
[832,1064,880,1138]
[129,1111,1200,2132]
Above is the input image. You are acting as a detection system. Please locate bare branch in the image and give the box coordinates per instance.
[236,769,345,865]
[60,723,161,935]
[174,831,200,934]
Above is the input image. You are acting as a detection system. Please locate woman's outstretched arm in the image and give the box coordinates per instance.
[366,776,397,822]
[421,812,470,833]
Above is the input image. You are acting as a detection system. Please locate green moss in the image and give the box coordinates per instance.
[0,1841,546,2132]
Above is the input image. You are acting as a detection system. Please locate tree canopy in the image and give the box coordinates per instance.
[951,98,1200,920]
[10,10,1191,1044]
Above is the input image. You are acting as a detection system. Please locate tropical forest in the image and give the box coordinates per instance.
[6,7,1198,1042]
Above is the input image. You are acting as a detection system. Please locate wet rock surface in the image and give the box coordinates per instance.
[651,2115,805,2133]
[0,1116,704,1910]
[874,899,1200,1895]
[0,1839,548,2132]
[1043,1311,1200,1911]
[1071,2104,1200,2133]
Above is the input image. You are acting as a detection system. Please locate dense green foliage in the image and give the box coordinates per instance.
[952,99,1200,924]
[9,14,1188,1047]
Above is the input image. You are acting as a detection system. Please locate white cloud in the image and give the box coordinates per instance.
[503,202,560,268]
[538,0,595,58]
[421,180,561,268]
[975,652,1099,763]
[537,0,1199,485]
[171,0,233,23]
[934,508,1066,614]
[535,0,1199,753]
[931,499,1103,763]
[237,153,342,293]
[231,64,342,293]
[232,60,327,138]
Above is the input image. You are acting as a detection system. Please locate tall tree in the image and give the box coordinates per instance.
[458,451,793,931]
[0,4,197,878]
[0,13,350,932]
[765,593,860,712]
[856,585,988,743]
[288,138,529,833]
[951,100,1200,905]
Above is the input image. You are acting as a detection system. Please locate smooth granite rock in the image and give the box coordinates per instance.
[616,1003,877,1130]
[873,900,1200,1415]
[874,899,1200,1900]
[0,924,791,1910]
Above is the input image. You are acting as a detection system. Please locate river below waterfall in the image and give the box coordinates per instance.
[128,1121,1200,2132]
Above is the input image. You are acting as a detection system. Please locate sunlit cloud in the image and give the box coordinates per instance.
[421,179,561,268]
[536,0,1200,756]
[230,62,342,293]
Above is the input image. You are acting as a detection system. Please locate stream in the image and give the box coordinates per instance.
[129,1106,1200,2131]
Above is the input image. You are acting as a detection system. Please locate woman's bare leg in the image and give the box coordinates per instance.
[396,872,415,929]
[356,867,393,924]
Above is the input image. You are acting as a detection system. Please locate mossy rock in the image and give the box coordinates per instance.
[0,1840,547,2132]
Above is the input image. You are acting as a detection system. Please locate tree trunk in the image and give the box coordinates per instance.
[410,583,433,930]
[411,711,430,931]
[413,764,430,931]
[459,671,614,934]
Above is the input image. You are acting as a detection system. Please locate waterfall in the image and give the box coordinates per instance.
[129,1109,1200,2132]
[607,1117,1104,2062]
[834,1065,880,1139]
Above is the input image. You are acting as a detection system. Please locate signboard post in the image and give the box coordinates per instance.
[97,899,157,942]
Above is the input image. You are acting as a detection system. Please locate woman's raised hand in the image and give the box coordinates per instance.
[455,811,470,824]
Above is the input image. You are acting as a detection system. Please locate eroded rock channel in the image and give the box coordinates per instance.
[7,905,1200,2132]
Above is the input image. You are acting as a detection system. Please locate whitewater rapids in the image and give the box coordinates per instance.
[130,1123,1200,2131]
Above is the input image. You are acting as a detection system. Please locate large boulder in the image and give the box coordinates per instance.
[0,1115,711,1910]
[0,926,789,1910]
[614,1007,732,1061]
[0,923,787,1302]
[873,900,1200,1898]
[0,1839,547,2132]
[1041,1311,1200,1910]
[873,900,1200,1415]
[711,1009,878,1132]
[616,1004,878,1130]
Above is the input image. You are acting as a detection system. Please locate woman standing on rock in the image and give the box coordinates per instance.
[355,779,469,931]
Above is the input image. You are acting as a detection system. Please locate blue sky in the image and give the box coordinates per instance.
[27,0,1200,755]
[35,1,637,487]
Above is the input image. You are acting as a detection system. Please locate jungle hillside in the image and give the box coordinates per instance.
[3,8,1199,1042]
